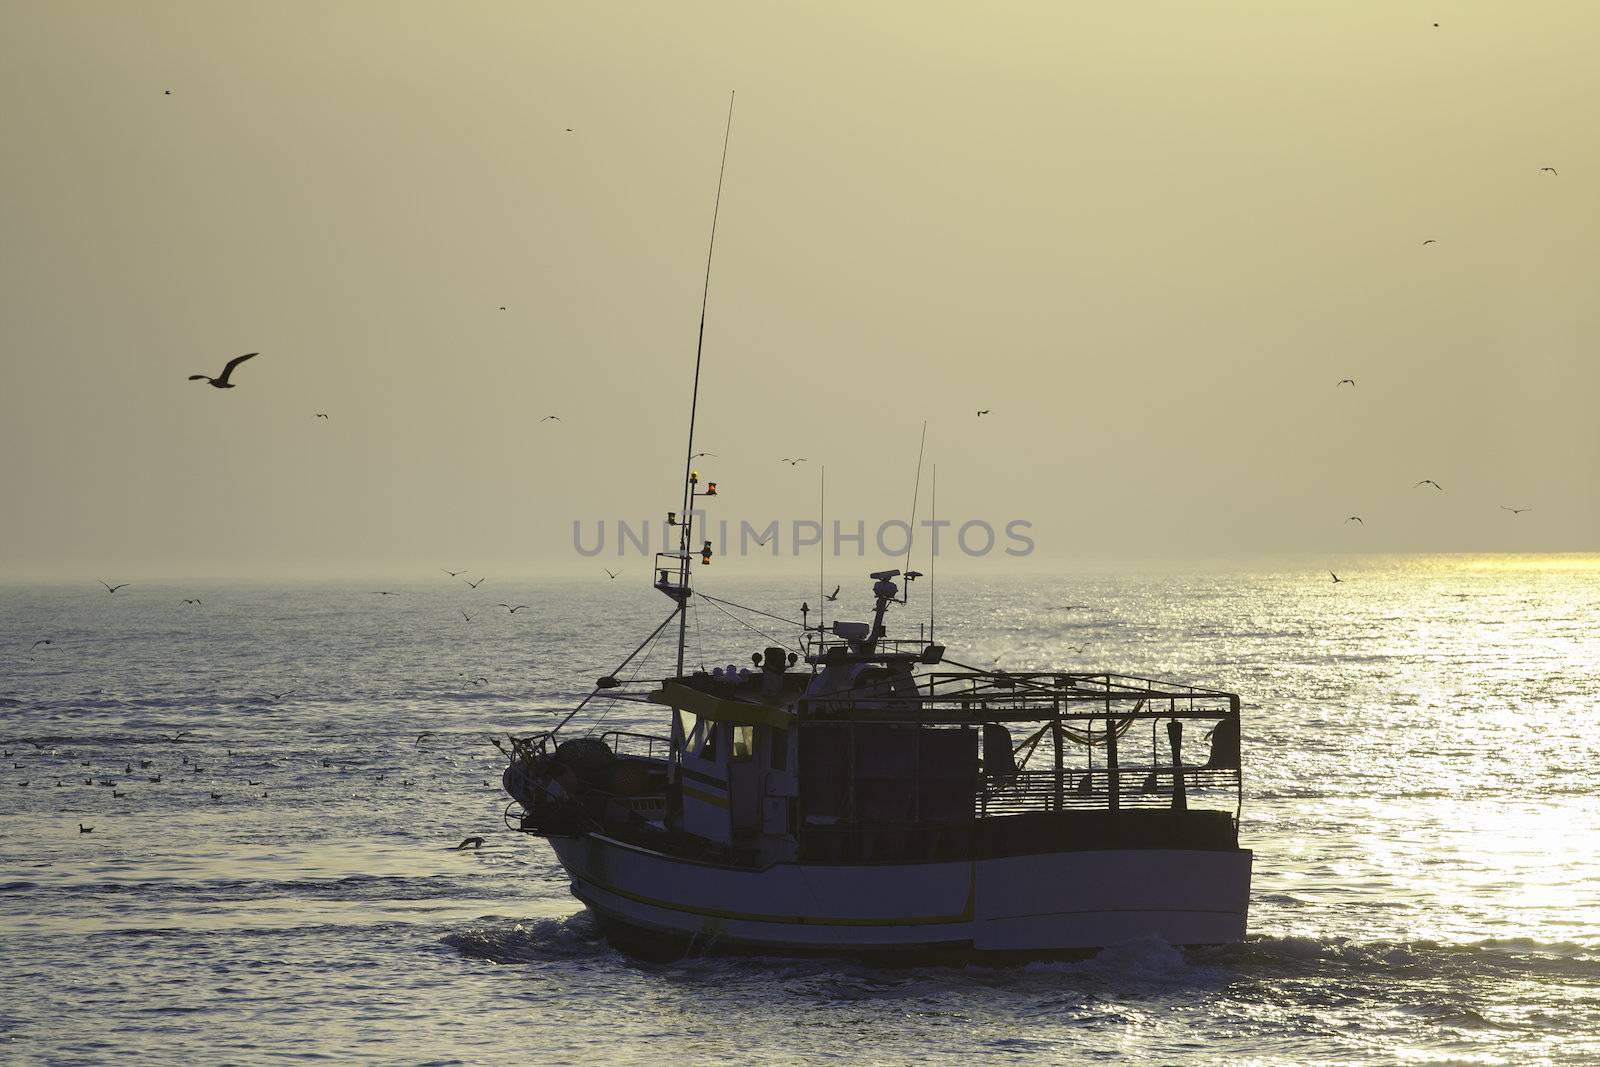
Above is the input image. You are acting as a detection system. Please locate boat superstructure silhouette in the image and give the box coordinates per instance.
[497,559,1251,957]
[495,101,1250,957]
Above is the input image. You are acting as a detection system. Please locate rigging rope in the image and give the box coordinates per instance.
[549,604,681,737]
[694,591,806,630]
[698,593,801,656]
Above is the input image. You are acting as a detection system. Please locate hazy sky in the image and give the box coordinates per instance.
[2,1,1595,579]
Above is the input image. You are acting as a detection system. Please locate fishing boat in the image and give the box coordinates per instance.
[495,101,1251,959]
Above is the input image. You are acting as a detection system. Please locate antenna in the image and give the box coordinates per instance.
[673,91,736,679]
[818,464,826,639]
[903,420,927,581]
[930,462,936,644]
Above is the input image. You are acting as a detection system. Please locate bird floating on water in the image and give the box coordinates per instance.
[188,352,258,389]
[98,580,130,594]
[79,823,93,833]
[457,836,485,850]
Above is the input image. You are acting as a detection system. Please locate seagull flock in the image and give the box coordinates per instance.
[6,724,505,850]
[1326,373,1537,584]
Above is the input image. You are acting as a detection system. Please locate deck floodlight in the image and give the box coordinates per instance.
[706,481,717,496]
[700,540,713,565]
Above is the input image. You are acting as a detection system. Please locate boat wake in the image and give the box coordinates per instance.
[442,914,613,963]
[1195,934,1600,982]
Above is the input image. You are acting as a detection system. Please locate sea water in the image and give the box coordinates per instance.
[1,557,1597,1064]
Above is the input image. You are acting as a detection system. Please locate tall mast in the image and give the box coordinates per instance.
[674,91,736,678]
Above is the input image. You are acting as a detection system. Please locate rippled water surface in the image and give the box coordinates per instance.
[2,558,1598,1064]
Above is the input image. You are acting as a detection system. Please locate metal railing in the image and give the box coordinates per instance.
[978,766,1240,817]
[598,730,672,761]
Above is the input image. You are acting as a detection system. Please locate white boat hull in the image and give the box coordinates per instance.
[549,832,1251,956]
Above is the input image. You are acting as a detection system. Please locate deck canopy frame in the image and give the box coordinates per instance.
[795,667,1243,826]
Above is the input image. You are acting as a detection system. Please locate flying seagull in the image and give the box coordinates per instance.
[976,409,991,416]
[781,458,807,465]
[497,604,529,613]
[691,451,717,459]
[1346,516,1364,524]
[181,598,201,605]
[1330,572,1343,583]
[314,413,329,420]
[1499,505,1532,515]
[540,415,561,422]
[98,580,130,594]
[605,569,618,580]
[1415,480,1444,491]
[1422,239,1437,245]
[1336,379,1356,388]
[441,569,466,577]
[461,610,477,623]
[415,732,434,745]
[462,577,486,589]
[163,89,171,95]
[31,638,52,649]
[373,590,399,596]
[824,585,840,602]
[188,352,258,389]
[1540,167,1558,175]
